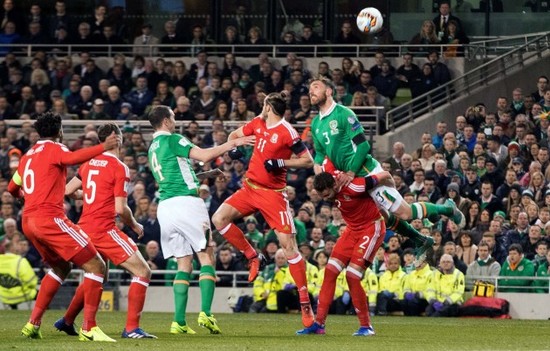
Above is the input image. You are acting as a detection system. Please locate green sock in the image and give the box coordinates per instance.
[173,271,190,325]
[199,265,216,315]
[411,202,453,219]
[388,213,427,246]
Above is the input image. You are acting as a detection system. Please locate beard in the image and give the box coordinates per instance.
[310,92,327,107]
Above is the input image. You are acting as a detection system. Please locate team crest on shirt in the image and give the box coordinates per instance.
[270,133,278,143]
[329,120,339,135]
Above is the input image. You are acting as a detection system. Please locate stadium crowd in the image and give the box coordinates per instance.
[0,0,549,318]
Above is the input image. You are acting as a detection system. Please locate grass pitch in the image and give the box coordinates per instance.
[0,310,547,351]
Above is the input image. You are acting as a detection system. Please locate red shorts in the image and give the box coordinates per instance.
[83,226,138,265]
[22,215,95,266]
[225,180,295,234]
[331,218,385,268]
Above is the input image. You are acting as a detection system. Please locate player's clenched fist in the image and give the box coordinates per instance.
[228,148,244,160]
[264,159,285,172]
[102,131,121,150]
[132,222,144,239]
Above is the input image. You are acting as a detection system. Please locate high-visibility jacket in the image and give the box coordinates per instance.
[283,261,319,295]
[266,266,289,311]
[403,264,433,300]
[378,268,406,299]
[315,267,346,299]
[253,263,276,302]
[428,268,465,304]
[361,268,379,306]
[0,253,38,305]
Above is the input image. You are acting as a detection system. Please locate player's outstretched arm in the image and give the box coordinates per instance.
[116,196,144,239]
[189,135,255,163]
[65,176,83,200]
[60,132,120,166]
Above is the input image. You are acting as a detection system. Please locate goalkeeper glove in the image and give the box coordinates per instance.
[228,148,244,160]
[264,159,285,172]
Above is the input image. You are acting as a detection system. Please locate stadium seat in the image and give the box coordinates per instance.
[392,88,412,107]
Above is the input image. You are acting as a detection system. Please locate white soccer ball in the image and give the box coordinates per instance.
[356,7,383,34]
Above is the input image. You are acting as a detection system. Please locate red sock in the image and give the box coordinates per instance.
[219,223,256,259]
[64,284,85,325]
[126,277,149,331]
[346,268,371,327]
[29,271,63,326]
[316,263,340,326]
[81,273,104,331]
[287,254,309,304]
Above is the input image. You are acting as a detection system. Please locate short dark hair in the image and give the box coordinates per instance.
[308,74,335,92]
[508,243,523,254]
[97,123,121,142]
[148,105,172,129]
[34,112,62,138]
[313,172,335,193]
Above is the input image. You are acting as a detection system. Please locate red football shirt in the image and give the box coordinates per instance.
[242,116,303,189]
[78,153,129,232]
[18,141,72,216]
[322,157,381,231]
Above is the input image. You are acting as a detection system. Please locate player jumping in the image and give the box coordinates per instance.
[211,91,316,328]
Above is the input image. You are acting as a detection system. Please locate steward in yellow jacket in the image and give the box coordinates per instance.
[425,254,465,317]
[376,253,406,315]
[0,242,38,308]
[401,260,433,316]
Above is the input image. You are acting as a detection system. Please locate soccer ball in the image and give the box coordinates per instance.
[356,7,383,34]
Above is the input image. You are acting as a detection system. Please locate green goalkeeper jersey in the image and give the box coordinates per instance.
[148,131,199,201]
[311,102,379,176]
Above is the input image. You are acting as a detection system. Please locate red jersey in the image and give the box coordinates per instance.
[242,116,303,189]
[322,157,381,231]
[14,141,105,217]
[78,153,129,232]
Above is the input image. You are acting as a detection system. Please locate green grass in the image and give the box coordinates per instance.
[1,310,547,351]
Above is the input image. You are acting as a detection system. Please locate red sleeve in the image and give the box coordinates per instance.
[113,163,129,198]
[59,144,105,166]
[7,179,21,198]
[242,118,257,136]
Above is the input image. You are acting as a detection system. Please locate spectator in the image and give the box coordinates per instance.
[173,96,194,121]
[139,202,161,245]
[409,20,439,52]
[190,86,217,121]
[427,50,452,87]
[124,76,154,116]
[531,75,548,103]
[189,24,207,57]
[49,0,72,41]
[144,240,166,285]
[0,21,20,56]
[499,243,535,292]
[242,26,268,57]
[373,60,399,100]
[220,25,241,46]
[0,0,25,37]
[533,250,550,293]
[160,20,184,57]
[401,260,433,316]
[87,4,106,36]
[0,240,38,309]
[133,23,159,57]
[87,98,108,120]
[396,53,421,89]
[215,246,245,287]
[369,51,395,79]
[333,20,360,55]
[465,241,501,285]
[376,253,406,315]
[425,253,465,317]
[433,1,463,40]
[250,249,287,313]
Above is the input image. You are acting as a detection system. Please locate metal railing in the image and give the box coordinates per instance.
[468,31,550,59]
[4,107,383,144]
[385,31,550,132]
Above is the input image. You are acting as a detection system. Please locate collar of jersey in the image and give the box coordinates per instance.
[153,131,171,138]
[266,118,285,129]
[319,101,337,119]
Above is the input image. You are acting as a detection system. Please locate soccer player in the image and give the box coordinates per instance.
[297,170,393,336]
[308,76,465,259]
[147,105,254,334]
[211,91,316,328]
[55,123,156,339]
[8,112,119,341]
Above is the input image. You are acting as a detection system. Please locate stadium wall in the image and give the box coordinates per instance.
[374,54,550,159]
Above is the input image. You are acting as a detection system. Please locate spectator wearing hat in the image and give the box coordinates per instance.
[441,182,471,215]
[244,216,265,250]
[480,157,504,191]
[133,23,159,57]
[87,98,109,119]
[117,102,137,120]
[511,157,526,181]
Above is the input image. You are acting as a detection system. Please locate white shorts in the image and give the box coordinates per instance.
[368,164,403,213]
[157,196,211,259]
